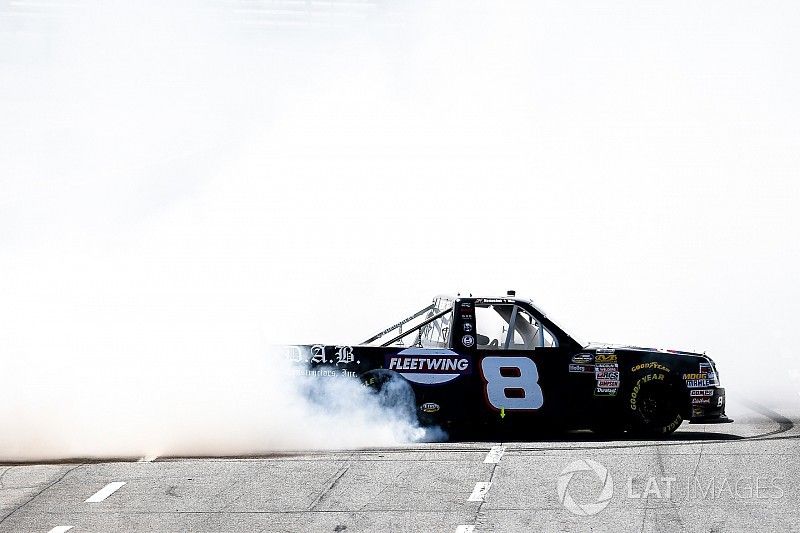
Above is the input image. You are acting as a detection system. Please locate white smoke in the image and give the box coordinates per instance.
[0,0,448,461]
[0,183,447,460]
[2,0,799,461]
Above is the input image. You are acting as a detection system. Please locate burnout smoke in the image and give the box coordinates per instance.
[0,0,444,462]
[0,323,440,461]
[2,0,800,462]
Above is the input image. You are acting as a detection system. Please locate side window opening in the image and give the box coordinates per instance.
[476,304,557,350]
[475,305,512,348]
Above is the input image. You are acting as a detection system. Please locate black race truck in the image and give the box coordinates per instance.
[283,292,731,438]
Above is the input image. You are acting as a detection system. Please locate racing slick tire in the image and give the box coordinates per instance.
[627,368,683,436]
[360,369,418,424]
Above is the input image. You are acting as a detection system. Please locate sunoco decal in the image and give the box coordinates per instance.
[420,402,440,413]
[386,348,471,385]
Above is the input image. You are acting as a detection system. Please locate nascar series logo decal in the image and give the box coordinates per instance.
[386,348,471,384]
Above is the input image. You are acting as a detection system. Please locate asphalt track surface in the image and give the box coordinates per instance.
[1,399,798,532]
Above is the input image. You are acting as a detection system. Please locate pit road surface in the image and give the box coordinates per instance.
[2,399,798,532]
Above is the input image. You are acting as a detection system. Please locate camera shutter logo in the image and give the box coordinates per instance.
[556,459,613,516]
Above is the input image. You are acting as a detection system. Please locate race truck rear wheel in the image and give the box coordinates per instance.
[360,369,418,424]
[627,368,683,436]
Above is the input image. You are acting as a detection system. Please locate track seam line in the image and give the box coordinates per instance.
[0,463,84,526]
[0,467,12,489]
[654,442,687,531]
[308,455,353,511]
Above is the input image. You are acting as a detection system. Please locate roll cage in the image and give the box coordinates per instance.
[361,295,580,350]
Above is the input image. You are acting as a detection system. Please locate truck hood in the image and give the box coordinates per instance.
[584,342,706,358]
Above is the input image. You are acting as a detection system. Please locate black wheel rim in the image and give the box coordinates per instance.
[638,383,676,426]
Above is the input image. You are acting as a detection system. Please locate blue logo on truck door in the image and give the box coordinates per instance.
[385,348,472,384]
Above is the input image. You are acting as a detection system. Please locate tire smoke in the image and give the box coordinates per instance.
[0,0,446,461]
[2,0,799,461]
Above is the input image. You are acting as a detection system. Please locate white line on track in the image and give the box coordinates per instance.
[47,527,73,533]
[467,481,492,502]
[483,445,505,463]
[137,455,158,462]
[455,526,475,533]
[85,481,126,503]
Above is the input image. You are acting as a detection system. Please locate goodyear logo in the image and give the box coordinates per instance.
[630,373,665,410]
[631,362,670,373]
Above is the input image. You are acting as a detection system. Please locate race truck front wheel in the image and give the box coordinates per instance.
[627,369,683,436]
[360,369,418,424]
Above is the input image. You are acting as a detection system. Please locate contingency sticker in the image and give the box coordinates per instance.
[683,362,720,388]
[569,364,594,374]
[571,353,594,364]
[594,362,620,396]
